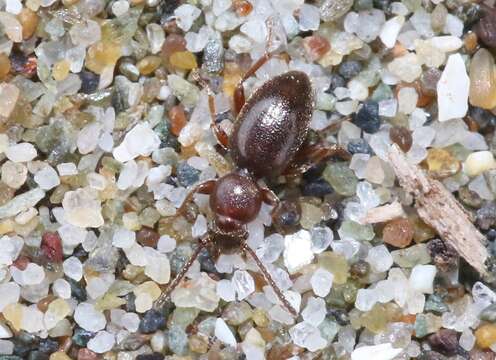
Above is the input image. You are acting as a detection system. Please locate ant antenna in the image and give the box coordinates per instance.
[153,236,210,310]
[242,243,298,317]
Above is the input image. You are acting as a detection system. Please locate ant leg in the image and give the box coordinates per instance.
[192,71,230,150]
[233,17,282,115]
[260,187,284,225]
[176,179,216,217]
[283,143,351,177]
[154,235,212,309]
[233,53,273,115]
[242,243,298,317]
[261,187,279,208]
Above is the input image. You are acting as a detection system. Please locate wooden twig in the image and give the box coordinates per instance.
[388,144,489,276]
[361,201,405,224]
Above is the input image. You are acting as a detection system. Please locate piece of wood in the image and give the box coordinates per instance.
[361,201,405,224]
[388,144,488,276]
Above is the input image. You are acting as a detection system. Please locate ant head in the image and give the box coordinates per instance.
[209,172,262,226]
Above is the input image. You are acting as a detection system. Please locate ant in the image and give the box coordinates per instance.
[154,22,350,317]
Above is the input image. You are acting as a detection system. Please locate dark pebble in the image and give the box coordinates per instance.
[373,0,391,11]
[350,260,370,278]
[72,327,95,347]
[328,74,345,91]
[136,353,166,360]
[389,126,412,152]
[79,70,100,94]
[67,278,87,302]
[111,77,130,113]
[9,51,34,77]
[158,0,180,23]
[338,60,362,79]
[487,228,496,242]
[27,351,49,360]
[125,292,136,312]
[139,309,167,334]
[328,308,349,326]
[302,178,333,197]
[428,329,459,356]
[452,3,480,25]
[0,356,25,360]
[476,201,496,230]
[38,338,58,355]
[427,238,459,273]
[458,186,483,209]
[136,227,160,247]
[272,200,301,235]
[470,106,496,129]
[176,162,200,187]
[199,246,217,273]
[475,12,496,48]
[347,138,373,155]
[13,332,37,357]
[352,101,380,133]
[154,121,180,151]
[72,244,88,258]
[303,163,326,180]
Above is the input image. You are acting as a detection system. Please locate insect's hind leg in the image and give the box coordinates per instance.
[153,235,213,310]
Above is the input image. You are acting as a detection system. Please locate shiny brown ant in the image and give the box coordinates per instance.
[154,24,349,317]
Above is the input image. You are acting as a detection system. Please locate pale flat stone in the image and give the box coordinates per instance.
[351,343,403,360]
[464,151,496,177]
[0,83,20,118]
[428,36,463,52]
[437,54,469,122]
[62,188,104,228]
[113,123,161,163]
[215,318,237,347]
[0,188,45,219]
[379,16,405,48]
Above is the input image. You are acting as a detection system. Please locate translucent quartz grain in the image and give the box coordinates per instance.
[469,48,496,110]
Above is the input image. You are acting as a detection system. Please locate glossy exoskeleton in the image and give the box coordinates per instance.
[154,52,349,317]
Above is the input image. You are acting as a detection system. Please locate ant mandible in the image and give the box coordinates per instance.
[154,20,350,317]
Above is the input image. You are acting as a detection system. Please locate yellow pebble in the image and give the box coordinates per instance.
[318,251,349,284]
[134,280,161,300]
[475,323,496,349]
[0,53,11,80]
[17,8,39,39]
[252,308,270,327]
[425,148,460,178]
[0,219,14,234]
[3,303,23,331]
[86,41,122,74]
[52,60,71,81]
[136,56,162,76]
[169,51,198,70]
[49,352,72,360]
